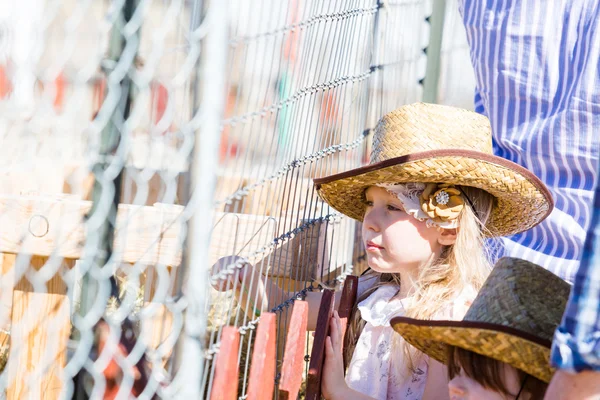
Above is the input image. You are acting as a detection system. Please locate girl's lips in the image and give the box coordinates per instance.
[365,241,384,251]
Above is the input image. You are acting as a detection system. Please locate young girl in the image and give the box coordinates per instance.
[390,257,570,400]
[211,103,552,399]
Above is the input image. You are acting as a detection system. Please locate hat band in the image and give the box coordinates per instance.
[377,182,465,229]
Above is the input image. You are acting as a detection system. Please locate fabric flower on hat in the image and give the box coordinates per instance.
[420,183,465,225]
[377,182,465,229]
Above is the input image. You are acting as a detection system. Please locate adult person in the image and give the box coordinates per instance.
[457,1,600,397]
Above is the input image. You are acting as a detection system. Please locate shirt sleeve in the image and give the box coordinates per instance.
[551,185,600,372]
[473,86,486,117]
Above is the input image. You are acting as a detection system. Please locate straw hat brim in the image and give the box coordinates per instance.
[314,149,553,237]
[390,317,554,383]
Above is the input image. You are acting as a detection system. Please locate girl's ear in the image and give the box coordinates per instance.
[437,227,457,246]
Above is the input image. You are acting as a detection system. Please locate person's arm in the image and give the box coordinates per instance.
[544,187,600,400]
[544,370,600,400]
[422,358,450,400]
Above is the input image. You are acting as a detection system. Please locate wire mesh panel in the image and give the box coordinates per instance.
[206,0,430,399]
[0,0,224,398]
[0,0,473,398]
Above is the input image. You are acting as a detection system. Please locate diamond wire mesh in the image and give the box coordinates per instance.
[0,0,475,398]
[0,0,215,398]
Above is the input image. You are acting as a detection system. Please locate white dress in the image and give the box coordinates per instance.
[344,281,475,400]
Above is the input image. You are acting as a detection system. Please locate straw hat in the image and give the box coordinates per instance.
[390,257,571,383]
[313,102,553,236]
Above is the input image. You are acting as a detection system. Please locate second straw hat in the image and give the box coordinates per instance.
[390,257,571,383]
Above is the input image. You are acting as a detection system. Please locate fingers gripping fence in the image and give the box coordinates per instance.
[0,0,462,398]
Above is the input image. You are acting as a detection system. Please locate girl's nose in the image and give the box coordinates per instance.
[448,377,466,399]
[363,208,381,233]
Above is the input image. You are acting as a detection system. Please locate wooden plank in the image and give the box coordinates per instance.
[253,218,324,279]
[139,265,175,367]
[0,254,13,375]
[209,212,327,280]
[7,256,73,400]
[338,276,358,368]
[210,326,240,400]
[0,195,184,265]
[246,313,276,400]
[305,289,335,400]
[338,275,358,332]
[311,217,355,281]
[209,212,277,266]
[140,303,173,366]
[0,254,15,333]
[278,300,308,400]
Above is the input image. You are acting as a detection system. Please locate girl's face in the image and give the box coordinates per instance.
[362,186,451,275]
[448,365,524,400]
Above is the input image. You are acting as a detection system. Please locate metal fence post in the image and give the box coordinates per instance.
[422,0,446,103]
[74,0,140,398]
[173,0,229,397]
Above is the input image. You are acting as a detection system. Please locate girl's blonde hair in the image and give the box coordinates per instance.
[342,184,496,374]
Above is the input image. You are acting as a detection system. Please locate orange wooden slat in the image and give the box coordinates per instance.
[305,289,335,400]
[246,312,276,400]
[6,256,73,400]
[278,300,308,400]
[210,326,240,400]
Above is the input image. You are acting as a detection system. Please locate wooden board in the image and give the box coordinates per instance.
[246,313,276,400]
[278,300,308,400]
[139,265,176,367]
[140,303,174,366]
[338,275,358,331]
[209,212,331,280]
[6,256,73,400]
[0,195,184,266]
[338,276,358,368]
[210,326,240,400]
[209,212,277,266]
[305,289,335,400]
[0,254,15,333]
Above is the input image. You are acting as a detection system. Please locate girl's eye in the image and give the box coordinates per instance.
[364,200,374,207]
[387,204,402,211]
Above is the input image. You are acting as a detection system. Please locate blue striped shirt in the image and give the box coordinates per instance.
[458,0,600,283]
[552,183,600,371]
[458,0,600,371]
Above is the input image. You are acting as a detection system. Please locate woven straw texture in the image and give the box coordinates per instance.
[314,103,553,237]
[370,102,492,162]
[391,257,571,383]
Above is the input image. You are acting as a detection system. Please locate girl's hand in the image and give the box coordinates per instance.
[321,311,350,400]
[210,255,249,292]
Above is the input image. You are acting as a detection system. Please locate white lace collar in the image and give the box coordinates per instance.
[357,285,406,327]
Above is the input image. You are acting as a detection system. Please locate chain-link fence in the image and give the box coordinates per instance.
[0,0,474,398]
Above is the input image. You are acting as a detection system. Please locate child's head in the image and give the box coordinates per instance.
[391,258,571,399]
[361,182,495,305]
[447,346,547,399]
